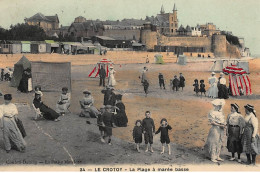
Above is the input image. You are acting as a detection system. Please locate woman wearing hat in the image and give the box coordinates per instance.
[33,91,60,122]
[204,99,226,163]
[218,72,228,99]
[208,72,218,98]
[226,103,245,163]
[56,87,71,116]
[0,94,26,153]
[108,66,116,87]
[114,94,128,127]
[17,69,31,93]
[79,89,99,118]
[242,104,259,165]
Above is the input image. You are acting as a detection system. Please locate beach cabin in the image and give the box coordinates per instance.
[21,41,31,53]
[11,42,22,54]
[0,43,12,54]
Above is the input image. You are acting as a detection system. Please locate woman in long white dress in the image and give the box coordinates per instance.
[56,87,71,116]
[204,99,226,163]
[0,94,26,153]
[108,66,116,87]
[208,72,218,98]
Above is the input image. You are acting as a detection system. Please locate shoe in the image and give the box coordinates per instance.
[217,157,224,161]
[237,159,241,163]
[211,159,218,163]
[229,157,235,161]
[145,149,148,152]
[150,149,154,153]
[54,119,59,122]
[137,150,141,153]
[108,143,112,145]
[160,151,164,154]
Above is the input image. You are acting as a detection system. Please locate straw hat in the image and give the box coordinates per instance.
[211,99,225,106]
[83,89,91,94]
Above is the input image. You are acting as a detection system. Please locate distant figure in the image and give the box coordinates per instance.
[1,69,4,81]
[17,69,31,93]
[143,79,149,97]
[238,87,244,96]
[108,66,116,87]
[158,73,165,89]
[140,67,148,84]
[146,58,150,64]
[193,79,200,96]
[56,87,71,116]
[208,72,218,98]
[179,73,185,91]
[200,80,206,97]
[99,65,106,87]
[172,75,180,92]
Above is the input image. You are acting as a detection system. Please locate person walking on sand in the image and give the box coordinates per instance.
[158,73,165,89]
[133,120,143,153]
[208,72,218,98]
[140,67,148,84]
[108,66,116,87]
[155,118,172,155]
[99,65,106,87]
[226,103,245,163]
[179,73,185,91]
[204,99,226,163]
[172,75,180,92]
[0,94,26,153]
[241,104,259,165]
[142,111,155,153]
[143,79,149,97]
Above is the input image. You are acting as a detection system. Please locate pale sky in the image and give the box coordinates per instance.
[0,0,259,55]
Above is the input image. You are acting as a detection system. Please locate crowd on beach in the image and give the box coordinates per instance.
[0,64,259,166]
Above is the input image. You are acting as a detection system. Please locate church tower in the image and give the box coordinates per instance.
[169,3,178,35]
[160,5,165,14]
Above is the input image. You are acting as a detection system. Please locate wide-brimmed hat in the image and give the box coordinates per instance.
[4,94,12,100]
[211,99,225,106]
[109,66,114,69]
[244,104,255,112]
[211,72,216,75]
[83,89,91,94]
[220,72,224,76]
[231,103,239,112]
[62,87,68,91]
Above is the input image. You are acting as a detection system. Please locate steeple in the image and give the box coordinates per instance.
[160,5,165,14]
[173,3,177,11]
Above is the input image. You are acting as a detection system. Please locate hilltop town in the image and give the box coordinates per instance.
[1,4,250,58]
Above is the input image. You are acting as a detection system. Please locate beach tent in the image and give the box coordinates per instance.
[223,65,252,96]
[10,56,31,87]
[154,54,164,64]
[31,62,71,91]
[177,55,187,65]
[88,59,113,78]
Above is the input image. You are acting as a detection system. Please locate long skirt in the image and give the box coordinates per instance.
[208,84,218,98]
[108,75,116,86]
[79,106,99,118]
[2,117,26,151]
[204,125,224,160]
[227,126,243,153]
[218,84,228,99]
[242,124,256,154]
[56,102,70,114]
[40,104,60,120]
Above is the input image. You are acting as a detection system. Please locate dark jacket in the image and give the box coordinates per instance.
[142,117,155,133]
[133,126,143,139]
[99,67,106,78]
[155,125,172,139]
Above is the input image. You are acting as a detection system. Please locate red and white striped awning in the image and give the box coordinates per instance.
[223,65,247,75]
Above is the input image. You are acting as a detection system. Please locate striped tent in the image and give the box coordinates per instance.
[223,65,252,96]
[88,59,113,78]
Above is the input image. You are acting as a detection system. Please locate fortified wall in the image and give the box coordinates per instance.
[140,24,240,57]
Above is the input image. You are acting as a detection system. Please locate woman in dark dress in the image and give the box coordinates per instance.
[114,94,128,127]
[33,91,60,122]
[18,69,30,93]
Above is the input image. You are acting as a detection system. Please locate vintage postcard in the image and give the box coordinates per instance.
[0,0,259,171]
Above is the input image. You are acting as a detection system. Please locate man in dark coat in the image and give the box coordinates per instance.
[158,73,165,89]
[172,75,180,91]
[179,73,185,91]
[99,65,106,87]
[101,87,116,106]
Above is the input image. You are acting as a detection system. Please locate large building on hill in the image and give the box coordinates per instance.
[24,13,59,31]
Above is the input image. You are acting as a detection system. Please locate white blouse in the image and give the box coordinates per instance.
[208,110,225,125]
[245,113,259,138]
[0,103,18,118]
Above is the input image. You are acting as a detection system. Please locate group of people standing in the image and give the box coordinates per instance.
[98,65,116,87]
[204,99,259,165]
[208,72,229,99]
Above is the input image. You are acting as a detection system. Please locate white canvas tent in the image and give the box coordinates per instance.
[211,59,249,73]
[88,59,113,78]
